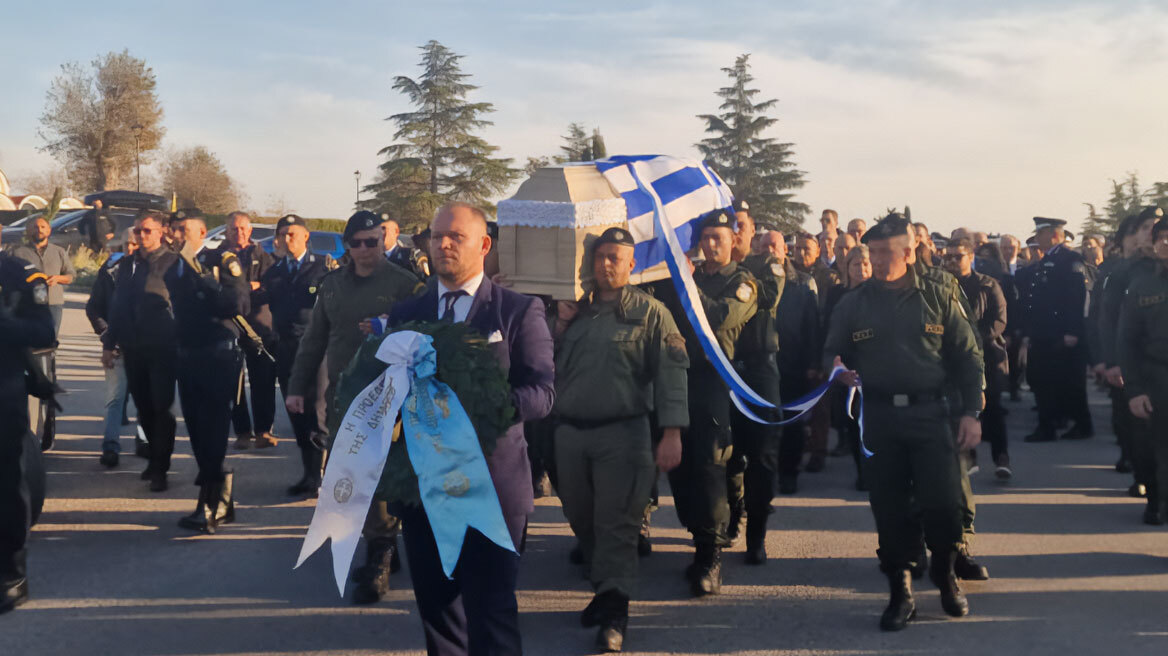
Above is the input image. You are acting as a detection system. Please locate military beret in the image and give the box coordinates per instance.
[1137,206,1164,223]
[1152,219,1168,239]
[732,199,750,213]
[344,210,383,240]
[593,226,635,249]
[699,210,735,232]
[171,207,203,223]
[277,214,308,231]
[860,213,911,244]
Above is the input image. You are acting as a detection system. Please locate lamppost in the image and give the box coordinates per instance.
[354,170,361,205]
[132,124,143,192]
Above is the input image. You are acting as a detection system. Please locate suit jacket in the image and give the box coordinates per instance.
[386,276,555,530]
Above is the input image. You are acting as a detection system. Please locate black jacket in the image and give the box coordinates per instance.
[164,248,249,348]
[101,248,179,352]
[958,271,1009,378]
[259,251,333,341]
[84,252,125,335]
[776,263,819,396]
[1016,245,1089,342]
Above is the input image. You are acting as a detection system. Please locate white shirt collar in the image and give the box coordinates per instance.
[437,271,485,298]
[286,250,308,266]
[436,271,485,323]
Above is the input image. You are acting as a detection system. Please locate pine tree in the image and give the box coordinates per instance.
[697,54,808,232]
[1079,202,1110,240]
[361,40,518,232]
[1144,181,1168,215]
[559,123,591,162]
[590,128,607,159]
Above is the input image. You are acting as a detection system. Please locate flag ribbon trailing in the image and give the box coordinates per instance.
[295,331,514,595]
[609,157,871,457]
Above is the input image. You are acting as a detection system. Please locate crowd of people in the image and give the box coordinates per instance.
[1,197,1166,656]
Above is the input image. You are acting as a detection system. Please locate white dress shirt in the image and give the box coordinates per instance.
[436,271,484,323]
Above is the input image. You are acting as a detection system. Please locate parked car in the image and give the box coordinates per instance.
[255,231,345,260]
[206,223,277,251]
[3,190,169,253]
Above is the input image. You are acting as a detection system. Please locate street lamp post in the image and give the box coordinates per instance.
[132,124,143,192]
[354,170,361,205]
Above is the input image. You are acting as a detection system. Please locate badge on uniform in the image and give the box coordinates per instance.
[1139,294,1165,307]
[227,258,243,278]
[32,283,49,305]
[852,328,873,342]
[735,282,754,302]
[925,323,944,335]
[308,285,318,294]
[770,262,784,276]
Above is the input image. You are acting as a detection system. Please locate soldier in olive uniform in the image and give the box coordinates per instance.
[1118,218,1168,525]
[552,227,688,652]
[0,241,54,614]
[668,210,758,597]
[286,210,424,605]
[726,201,784,564]
[824,214,984,631]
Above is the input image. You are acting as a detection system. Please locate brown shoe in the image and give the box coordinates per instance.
[233,433,254,450]
[253,432,279,449]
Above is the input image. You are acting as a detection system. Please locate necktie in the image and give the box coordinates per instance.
[441,290,468,323]
[288,258,299,275]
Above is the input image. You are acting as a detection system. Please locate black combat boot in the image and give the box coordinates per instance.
[910,545,928,580]
[744,513,767,565]
[954,543,989,580]
[581,592,605,628]
[879,569,916,631]
[214,471,236,526]
[177,482,215,533]
[595,590,629,653]
[0,550,29,615]
[930,551,970,618]
[352,537,397,604]
[689,544,722,597]
[726,499,746,546]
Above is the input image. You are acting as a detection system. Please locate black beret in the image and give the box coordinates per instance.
[1152,219,1168,239]
[345,210,383,240]
[861,213,911,244]
[699,210,735,232]
[277,214,308,231]
[593,226,635,249]
[171,207,203,223]
[1137,206,1164,222]
[732,199,750,213]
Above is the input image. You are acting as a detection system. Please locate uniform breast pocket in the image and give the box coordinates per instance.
[609,327,645,375]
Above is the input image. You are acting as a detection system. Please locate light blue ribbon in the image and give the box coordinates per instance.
[624,162,873,457]
[399,335,517,577]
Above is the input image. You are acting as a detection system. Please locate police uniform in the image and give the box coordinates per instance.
[259,214,336,496]
[1018,217,1094,441]
[774,261,819,493]
[727,249,783,563]
[0,253,54,614]
[1117,222,1168,524]
[667,210,758,597]
[822,215,984,631]
[213,240,277,448]
[553,227,689,650]
[288,210,425,604]
[165,240,250,533]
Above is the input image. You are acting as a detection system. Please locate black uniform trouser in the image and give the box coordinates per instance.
[177,345,243,485]
[866,400,963,571]
[274,337,326,478]
[231,346,277,437]
[777,372,812,478]
[1028,338,1092,435]
[833,387,863,478]
[669,365,733,548]
[1006,333,1024,396]
[1111,388,1138,473]
[728,356,781,520]
[1132,369,1168,511]
[983,373,1008,461]
[0,396,30,585]
[123,346,177,474]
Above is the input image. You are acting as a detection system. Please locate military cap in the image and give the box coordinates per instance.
[1152,218,1168,239]
[344,210,382,240]
[593,226,635,249]
[732,199,750,213]
[861,213,911,244]
[1137,206,1164,223]
[276,214,308,231]
[171,207,203,223]
[698,210,735,232]
[1032,216,1073,240]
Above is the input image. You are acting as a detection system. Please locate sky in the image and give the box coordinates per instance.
[3,0,1168,237]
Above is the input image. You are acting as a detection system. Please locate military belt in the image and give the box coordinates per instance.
[863,390,944,408]
[177,340,239,357]
[558,413,648,430]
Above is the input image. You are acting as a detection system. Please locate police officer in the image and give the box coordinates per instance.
[668,209,757,597]
[0,236,54,614]
[102,210,180,492]
[552,227,688,652]
[260,214,335,496]
[381,213,430,280]
[824,214,984,631]
[216,211,278,451]
[286,210,424,604]
[726,201,783,564]
[1019,217,1093,442]
[1118,218,1168,525]
[164,210,250,533]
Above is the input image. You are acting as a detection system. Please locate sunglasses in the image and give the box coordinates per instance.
[348,237,380,249]
[133,227,158,235]
[942,253,970,261]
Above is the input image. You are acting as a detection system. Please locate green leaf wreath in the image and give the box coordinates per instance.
[329,321,515,506]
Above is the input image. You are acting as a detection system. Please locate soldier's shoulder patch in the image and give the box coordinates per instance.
[666,333,688,362]
[735,281,755,302]
[222,253,243,278]
[925,323,945,335]
[308,285,318,294]
[1138,294,1165,307]
[852,328,874,342]
[770,262,784,277]
[31,280,48,305]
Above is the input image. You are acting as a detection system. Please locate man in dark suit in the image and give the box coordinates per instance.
[385,202,555,656]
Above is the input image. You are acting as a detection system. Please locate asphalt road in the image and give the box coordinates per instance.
[7,295,1168,656]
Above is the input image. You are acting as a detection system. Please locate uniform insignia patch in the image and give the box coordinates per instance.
[308,285,317,294]
[32,282,49,305]
[925,323,944,335]
[852,328,873,342]
[1138,294,1165,307]
[771,262,784,276]
[735,282,755,302]
[666,333,688,362]
[227,258,243,278]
